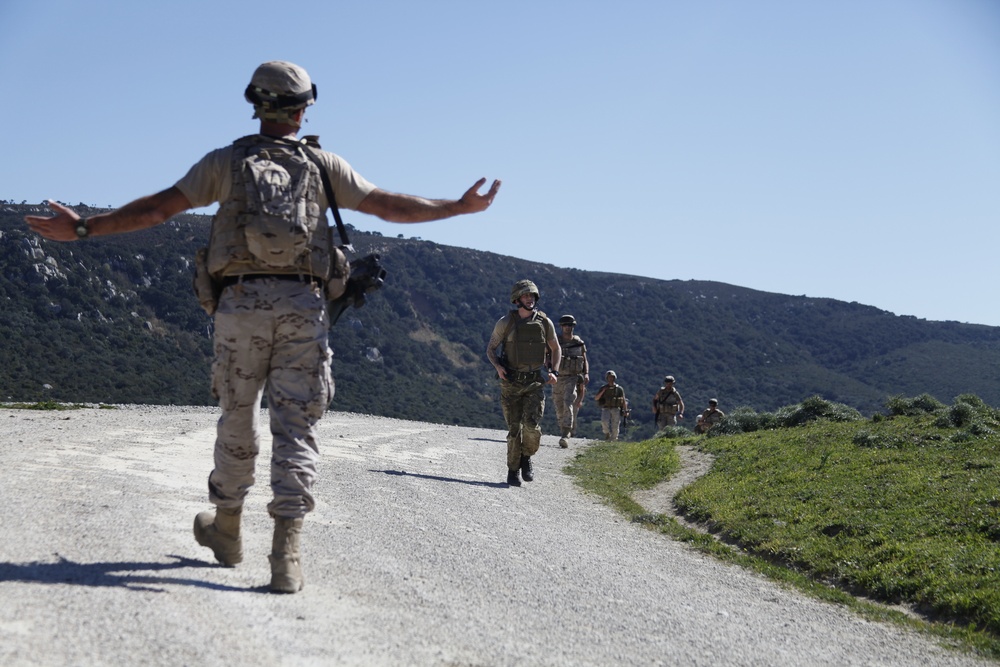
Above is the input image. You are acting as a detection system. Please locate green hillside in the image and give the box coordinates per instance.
[3,201,1000,439]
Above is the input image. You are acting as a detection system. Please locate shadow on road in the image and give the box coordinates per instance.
[373,469,509,489]
[0,554,265,593]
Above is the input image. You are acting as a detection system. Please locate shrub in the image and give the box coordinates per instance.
[885,393,946,417]
[775,395,862,427]
[710,406,777,436]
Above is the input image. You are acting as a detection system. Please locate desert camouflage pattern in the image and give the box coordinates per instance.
[559,335,587,374]
[655,386,683,430]
[695,407,726,434]
[601,406,622,441]
[208,278,332,518]
[208,135,332,280]
[553,375,581,435]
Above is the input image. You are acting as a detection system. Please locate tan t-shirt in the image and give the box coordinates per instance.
[174,138,377,210]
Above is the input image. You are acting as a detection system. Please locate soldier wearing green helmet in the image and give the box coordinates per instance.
[26,59,501,594]
[487,279,561,486]
[553,314,590,447]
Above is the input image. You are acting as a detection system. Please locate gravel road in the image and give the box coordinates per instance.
[0,405,992,666]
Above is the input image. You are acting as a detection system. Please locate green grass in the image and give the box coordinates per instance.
[1,400,86,410]
[565,395,1000,659]
[0,401,116,410]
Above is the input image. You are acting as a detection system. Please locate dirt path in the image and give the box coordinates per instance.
[0,407,991,666]
[632,444,715,528]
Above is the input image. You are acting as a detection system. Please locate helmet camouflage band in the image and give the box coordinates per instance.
[244,61,317,126]
[558,314,577,326]
[510,279,540,305]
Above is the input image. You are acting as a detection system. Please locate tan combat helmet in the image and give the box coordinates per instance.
[510,279,540,305]
[244,61,317,127]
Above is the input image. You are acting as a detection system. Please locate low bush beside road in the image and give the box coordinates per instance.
[567,394,1000,659]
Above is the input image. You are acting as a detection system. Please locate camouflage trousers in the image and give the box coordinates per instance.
[601,408,622,441]
[656,410,679,431]
[552,375,581,435]
[209,278,333,519]
[500,376,545,470]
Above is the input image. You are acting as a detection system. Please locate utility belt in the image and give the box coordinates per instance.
[506,369,541,385]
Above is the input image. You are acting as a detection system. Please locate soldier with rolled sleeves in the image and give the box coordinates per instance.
[486,280,561,486]
[553,314,589,448]
[652,375,685,430]
[25,60,501,593]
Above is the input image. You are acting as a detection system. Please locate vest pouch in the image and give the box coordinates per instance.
[192,246,221,316]
[326,246,349,301]
[244,212,312,269]
[562,355,585,374]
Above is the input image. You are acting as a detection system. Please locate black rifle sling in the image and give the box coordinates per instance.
[302,144,353,253]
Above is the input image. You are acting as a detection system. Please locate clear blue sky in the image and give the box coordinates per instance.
[3,0,999,325]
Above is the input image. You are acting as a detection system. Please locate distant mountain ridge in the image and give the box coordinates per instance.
[3,201,999,440]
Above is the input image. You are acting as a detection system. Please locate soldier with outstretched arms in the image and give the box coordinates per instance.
[26,60,500,594]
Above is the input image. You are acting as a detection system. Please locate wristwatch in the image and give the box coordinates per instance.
[74,217,90,238]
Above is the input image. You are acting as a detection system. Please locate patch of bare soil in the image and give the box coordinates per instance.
[632,444,715,530]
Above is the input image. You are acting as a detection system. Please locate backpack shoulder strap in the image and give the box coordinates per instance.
[301,140,353,252]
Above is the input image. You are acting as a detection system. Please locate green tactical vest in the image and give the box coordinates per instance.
[504,310,549,372]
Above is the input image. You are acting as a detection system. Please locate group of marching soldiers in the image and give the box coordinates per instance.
[488,279,726,487]
[557,321,726,443]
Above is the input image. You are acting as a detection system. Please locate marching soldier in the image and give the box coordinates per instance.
[553,314,589,448]
[652,375,685,430]
[486,280,561,486]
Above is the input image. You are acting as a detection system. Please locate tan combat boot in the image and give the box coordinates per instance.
[558,428,570,448]
[193,506,243,567]
[269,516,304,594]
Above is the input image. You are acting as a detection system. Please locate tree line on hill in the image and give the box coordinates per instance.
[3,201,1000,441]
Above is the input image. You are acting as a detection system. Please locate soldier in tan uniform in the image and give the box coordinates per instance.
[26,60,501,593]
[553,314,589,448]
[652,375,685,431]
[486,280,561,486]
[595,370,627,441]
[695,398,726,434]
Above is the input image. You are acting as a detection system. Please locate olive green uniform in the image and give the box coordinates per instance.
[488,310,557,470]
